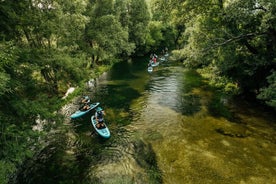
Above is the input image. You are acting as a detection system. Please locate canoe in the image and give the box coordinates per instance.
[91,115,111,138]
[70,102,100,119]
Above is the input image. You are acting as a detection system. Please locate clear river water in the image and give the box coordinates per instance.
[14,57,276,184]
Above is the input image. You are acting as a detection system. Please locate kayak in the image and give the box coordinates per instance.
[91,115,111,138]
[151,62,159,67]
[70,102,100,119]
[148,66,153,73]
[160,57,166,62]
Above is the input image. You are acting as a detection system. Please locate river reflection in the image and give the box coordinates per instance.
[14,58,276,184]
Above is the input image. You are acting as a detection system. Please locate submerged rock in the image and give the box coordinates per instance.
[215,127,251,138]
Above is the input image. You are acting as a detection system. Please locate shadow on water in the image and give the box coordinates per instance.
[94,84,141,109]
[180,70,206,92]
[207,94,240,122]
[133,140,163,184]
[180,70,240,122]
[12,135,95,184]
[178,70,206,115]
[13,108,117,184]
[108,60,142,80]
[178,93,201,115]
[14,116,117,184]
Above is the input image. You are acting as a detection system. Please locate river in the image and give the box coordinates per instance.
[14,57,276,184]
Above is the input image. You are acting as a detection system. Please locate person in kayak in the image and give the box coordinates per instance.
[148,60,153,67]
[79,103,90,111]
[79,96,91,111]
[80,96,90,104]
[95,107,106,129]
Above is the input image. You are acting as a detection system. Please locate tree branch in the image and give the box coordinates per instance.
[202,32,266,52]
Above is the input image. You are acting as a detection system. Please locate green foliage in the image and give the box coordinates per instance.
[257,71,276,109]
[114,0,131,28]
[0,42,18,95]
[85,0,135,63]
[148,0,178,50]
[56,0,89,49]
[128,0,151,53]
[198,65,240,96]
[169,49,186,62]
[0,112,42,184]
[165,0,276,107]
[151,0,175,22]
[145,21,164,52]
[0,73,10,96]
[0,160,15,184]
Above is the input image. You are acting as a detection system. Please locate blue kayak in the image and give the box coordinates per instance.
[91,115,110,138]
[70,102,100,119]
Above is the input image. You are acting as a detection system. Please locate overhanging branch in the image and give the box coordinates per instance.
[202,32,266,53]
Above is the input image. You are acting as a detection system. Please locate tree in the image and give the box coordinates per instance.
[170,0,276,107]
[151,0,185,49]
[257,71,276,109]
[128,0,151,54]
[84,0,134,66]
[145,21,164,53]
[114,0,131,28]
